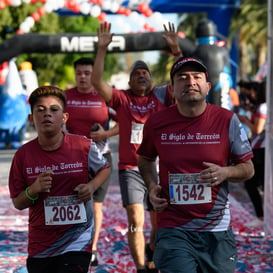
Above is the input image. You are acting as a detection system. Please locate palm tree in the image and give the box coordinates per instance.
[230,0,267,79]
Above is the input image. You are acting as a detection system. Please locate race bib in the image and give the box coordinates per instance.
[44,195,87,225]
[130,123,144,144]
[169,173,211,205]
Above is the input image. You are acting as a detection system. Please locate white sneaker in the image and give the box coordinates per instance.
[244,218,263,227]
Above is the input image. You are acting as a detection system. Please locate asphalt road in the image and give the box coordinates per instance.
[0,149,16,187]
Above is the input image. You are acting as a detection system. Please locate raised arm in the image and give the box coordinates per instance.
[91,22,114,103]
[162,22,183,60]
[238,114,265,135]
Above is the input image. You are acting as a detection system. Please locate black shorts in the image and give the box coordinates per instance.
[93,152,112,203]
[27,251,91,273]
[153,229,237,273]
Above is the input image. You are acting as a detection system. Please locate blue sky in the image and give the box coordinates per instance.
[106,13,178,33]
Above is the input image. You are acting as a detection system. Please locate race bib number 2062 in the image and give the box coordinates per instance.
[44,195,87,225]
[169,173,212,205]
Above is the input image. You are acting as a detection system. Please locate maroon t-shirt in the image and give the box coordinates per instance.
[138,104,253,231]
[110,85,173,170]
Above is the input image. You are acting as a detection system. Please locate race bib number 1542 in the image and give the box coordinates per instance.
[169,173,211,205]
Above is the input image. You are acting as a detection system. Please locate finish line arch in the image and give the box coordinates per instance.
[0,32,195,64]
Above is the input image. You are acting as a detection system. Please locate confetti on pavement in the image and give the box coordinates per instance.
[1,184,273,273]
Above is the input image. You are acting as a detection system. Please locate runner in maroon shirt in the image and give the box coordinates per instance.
[137,57,254,273]
[91,21,183,273]
[9,86,110,273]
[65,57,118,266]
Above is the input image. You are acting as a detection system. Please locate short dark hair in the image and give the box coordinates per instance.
[28,85,66,113]
[73,57,94,68]
[237,80,252,89]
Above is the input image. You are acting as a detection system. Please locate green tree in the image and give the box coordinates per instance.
[0,5,122,88]
[229,0,267,79]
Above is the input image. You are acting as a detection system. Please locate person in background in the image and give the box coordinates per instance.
[65,57,119,266]
[137,57,254,273]
[237,80,252,107]
[233,80,254,139]
[229,87,240,111]
[8,85,110,273]
[238,80,266,227]
[91,21,182,273]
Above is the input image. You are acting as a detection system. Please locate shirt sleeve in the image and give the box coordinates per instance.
[257,103,267,118]
[153,84,174,106]
[229,113,254,164]
[109,88,124,110]
[88,142,110,177]
[8,149,27,198]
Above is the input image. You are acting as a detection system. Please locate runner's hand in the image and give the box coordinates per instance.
[150,184,168,213]
[97,21,114,49]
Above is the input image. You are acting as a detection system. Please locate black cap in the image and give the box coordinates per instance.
[129,60,151,78]
[170,57,208,81]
